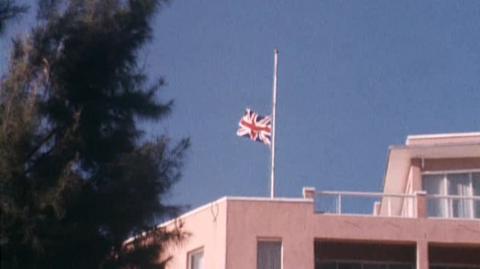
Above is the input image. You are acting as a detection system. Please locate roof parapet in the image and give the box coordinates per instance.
[406,132,480,146]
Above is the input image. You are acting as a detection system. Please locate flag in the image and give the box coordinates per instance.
[236,108,272,145]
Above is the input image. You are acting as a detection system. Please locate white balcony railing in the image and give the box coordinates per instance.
[314,190,480,219]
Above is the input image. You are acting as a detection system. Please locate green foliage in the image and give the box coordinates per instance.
[0,0,188,268]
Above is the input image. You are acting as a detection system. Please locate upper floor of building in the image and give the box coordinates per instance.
[312,132,480,219]
[159,132,480,269]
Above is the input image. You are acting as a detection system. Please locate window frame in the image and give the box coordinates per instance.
[257,238,283,269]
[422,169,480,219]
[187,247,204,269]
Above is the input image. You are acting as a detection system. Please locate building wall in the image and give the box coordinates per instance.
[226,199,315,269]
[225,199,480,269]
[420,157,480,172]
[160,197,479,269]
[163,198,228,269]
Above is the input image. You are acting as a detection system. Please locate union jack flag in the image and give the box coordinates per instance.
[236,108,272,145]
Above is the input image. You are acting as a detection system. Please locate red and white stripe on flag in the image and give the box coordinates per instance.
[236,108,272,145]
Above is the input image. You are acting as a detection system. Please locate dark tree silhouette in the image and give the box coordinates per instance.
[0,0,188,268]
[0,0,27,34]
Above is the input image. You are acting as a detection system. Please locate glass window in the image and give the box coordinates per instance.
[473,173,480,218]
[448,173,471,218]
[423,172,480,219]
[257,241,282,269]
[188,248,203,269]
[423,174,447,217]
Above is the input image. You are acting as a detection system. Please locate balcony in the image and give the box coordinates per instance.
[314,240,480,269]
[304,188,480,219]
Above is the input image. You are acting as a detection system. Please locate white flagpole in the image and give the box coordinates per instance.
[270,48,279,199]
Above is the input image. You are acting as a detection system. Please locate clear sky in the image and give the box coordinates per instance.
[2,0,480,213]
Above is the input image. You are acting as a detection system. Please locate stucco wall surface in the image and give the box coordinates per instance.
[225,199,480,269]
[163,199,227,269]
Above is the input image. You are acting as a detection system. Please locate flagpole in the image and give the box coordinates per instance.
[270,48,279,199]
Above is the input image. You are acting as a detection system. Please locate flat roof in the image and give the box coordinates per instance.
[406,132,480,146]
[407,132,480,141]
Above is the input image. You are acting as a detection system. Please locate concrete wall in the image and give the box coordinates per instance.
[421,157,480,172]
[163,198,227,269]
[161,196,479,269]
[225,198,480,269]
[226,199,315,269]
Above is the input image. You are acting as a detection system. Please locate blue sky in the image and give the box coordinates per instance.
[2,0,480,213]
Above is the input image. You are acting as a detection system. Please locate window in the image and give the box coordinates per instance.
[474,173,480,218]
[448,173,471,218]
[188,248,204,269]
[257,240,282,269]
[422,172,480,219]
[423,174,446,217]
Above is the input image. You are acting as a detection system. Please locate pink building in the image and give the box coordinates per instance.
[161,132,480,269]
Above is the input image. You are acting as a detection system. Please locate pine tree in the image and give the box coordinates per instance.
[0,0,188,268]
[0,0,27,34]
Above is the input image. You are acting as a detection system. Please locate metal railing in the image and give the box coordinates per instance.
[314,191,480,219]
[314,191,417,217]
